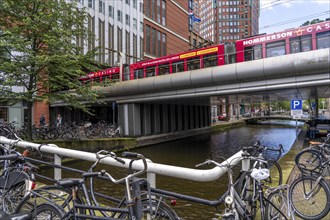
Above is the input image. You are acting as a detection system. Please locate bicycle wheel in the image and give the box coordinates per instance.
[265,188,289,220]
[295,149,323,174]
[116,198,179,219]
[142,199,179,220]
[289,175,330,220]
[263,160,282,188]
[15,185,84,215]
[2,180,28,214]
[32,202,64,220]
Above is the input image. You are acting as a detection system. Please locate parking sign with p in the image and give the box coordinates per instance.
[291,100,302,117]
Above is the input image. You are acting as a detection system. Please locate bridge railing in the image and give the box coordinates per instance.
[0,136,247,187]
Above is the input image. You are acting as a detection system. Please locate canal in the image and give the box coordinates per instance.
[40,120,304,219]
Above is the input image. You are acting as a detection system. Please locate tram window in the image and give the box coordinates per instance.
[123,65,130,81]
[316,31,330,49]
[158,64,170,75]
[112,73,119,81]
[146,67,156,77]
[203,53,218,68]
[290,35,312,53]
[134,69,144,79]
[172,61,184,73]
[187,58,200,70]
[266,40,285,57]
[244,44,262,61]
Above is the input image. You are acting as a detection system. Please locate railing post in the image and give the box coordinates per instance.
[49,144,62,180]
[147,172,156,188]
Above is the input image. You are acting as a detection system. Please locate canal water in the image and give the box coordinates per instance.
[40,120,304,219]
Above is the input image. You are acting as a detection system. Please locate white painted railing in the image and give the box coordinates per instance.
[0,136,246,186]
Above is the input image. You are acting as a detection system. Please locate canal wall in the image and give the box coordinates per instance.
[35,120,246,150]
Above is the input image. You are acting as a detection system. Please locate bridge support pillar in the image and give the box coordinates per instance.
[142,103,152,135]
[119,103,141,136]
[183,105,189,130]
[153,104,161,134]
[170,105,176,132]
[161,104,169,133]
[177,105,183,131]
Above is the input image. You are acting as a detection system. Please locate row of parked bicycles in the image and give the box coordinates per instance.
[0,121,122,141]
[0,134,330,219]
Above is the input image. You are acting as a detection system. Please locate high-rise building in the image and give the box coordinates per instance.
[198,0,260,44]
[77,0,144,66]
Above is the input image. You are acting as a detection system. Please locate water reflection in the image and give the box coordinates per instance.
[39,121,303,219]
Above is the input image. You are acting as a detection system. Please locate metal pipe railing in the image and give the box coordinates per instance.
[0,136,244,182]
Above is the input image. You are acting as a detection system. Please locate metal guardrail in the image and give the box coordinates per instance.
[0,136,245,186]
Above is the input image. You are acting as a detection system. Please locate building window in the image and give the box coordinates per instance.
[162,0,166,26]
[118,27,122,54]
[108,24,114,66]
[152,28,156,55]
[133,34,137,63]
[140,2,143,12]
[99,0,105,14]
[133,18,137,29]
[126,31,130,64]
[88,0,95,9]
[151,0,156,20]
[117,10,122,22]
[108,5,114,18]
[88,15,95,51]
[125,0,130,5]
[133,0,137,9]
[162,33,166,56]
[125,14,130,26]
[98,19,105,63]
[146,26,150,54]
[157,0,161,23]
[140,22,143,32]
[157,31,161,57]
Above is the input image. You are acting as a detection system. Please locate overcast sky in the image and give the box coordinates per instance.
[259,0,330,34]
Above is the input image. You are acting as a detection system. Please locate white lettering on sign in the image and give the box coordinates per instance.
[243,22,330,46]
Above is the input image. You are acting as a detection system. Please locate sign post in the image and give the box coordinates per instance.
[291,100,303,141]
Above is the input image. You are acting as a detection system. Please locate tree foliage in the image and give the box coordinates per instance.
[0,0,105,138]
[301,18,325,26]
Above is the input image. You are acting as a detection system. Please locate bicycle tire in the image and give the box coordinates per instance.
[237,160,282,199]
[2,180,28,214]
[289,175,330,220]
[263,160,282,188]
[265,188,289,220]
[295,149,323,175]
[116,198,179,220]
[15,185,85,215]
[31,202,64,220]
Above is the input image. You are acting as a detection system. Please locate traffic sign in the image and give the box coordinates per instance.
[291,100,303,116]
[291,100,302,110]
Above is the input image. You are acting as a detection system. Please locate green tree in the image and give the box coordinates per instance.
[0,0,103,139]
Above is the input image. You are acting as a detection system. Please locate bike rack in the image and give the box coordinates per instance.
[0,136,246,186]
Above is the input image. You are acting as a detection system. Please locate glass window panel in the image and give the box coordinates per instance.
[172,61,184,73]
[317,31,330,49]
[266,40,285,57]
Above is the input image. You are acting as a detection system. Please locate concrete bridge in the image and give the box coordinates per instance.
[52,49,330,137]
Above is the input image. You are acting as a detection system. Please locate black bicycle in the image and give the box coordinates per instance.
[15,150,179,219]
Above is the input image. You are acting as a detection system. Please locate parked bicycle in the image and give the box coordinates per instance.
[15,150,179,219]
[0,143,37,214]
[150,148,286,220]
